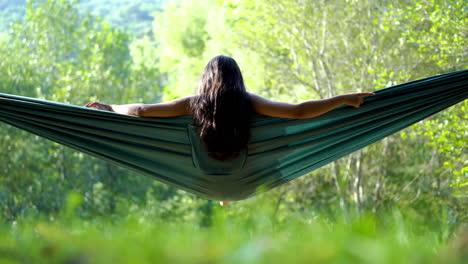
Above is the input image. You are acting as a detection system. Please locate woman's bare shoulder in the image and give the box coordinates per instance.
[248,92,300,118]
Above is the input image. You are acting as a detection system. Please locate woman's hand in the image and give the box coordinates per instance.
[85,102,114,112]
[339,93,375,108]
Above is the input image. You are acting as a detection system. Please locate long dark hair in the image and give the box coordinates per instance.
[191,55,253,161]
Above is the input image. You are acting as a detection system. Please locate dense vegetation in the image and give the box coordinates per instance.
[0,0,164,35]
[0,0,466,262]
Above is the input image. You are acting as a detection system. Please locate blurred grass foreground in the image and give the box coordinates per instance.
[0,194,467,264]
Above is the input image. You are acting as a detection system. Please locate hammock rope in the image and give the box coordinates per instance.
[0,70,467,200]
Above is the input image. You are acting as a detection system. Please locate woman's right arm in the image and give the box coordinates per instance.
[249,92,375,119]
[85,96,195,117]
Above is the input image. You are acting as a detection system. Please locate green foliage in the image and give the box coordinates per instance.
[0,199,467,263]
[410,101,468,220]
[0,0,167,221]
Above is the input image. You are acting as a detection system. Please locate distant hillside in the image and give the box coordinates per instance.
[0,0,165,36]
[79,0,164,36]
[0,0,26,33]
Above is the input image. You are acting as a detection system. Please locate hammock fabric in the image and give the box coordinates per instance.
[0,70,467,200]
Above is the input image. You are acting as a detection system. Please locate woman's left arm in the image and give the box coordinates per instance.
[85,96,195,117]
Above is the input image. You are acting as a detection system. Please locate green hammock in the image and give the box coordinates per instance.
[0,70,467,200]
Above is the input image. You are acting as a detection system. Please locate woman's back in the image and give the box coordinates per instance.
[86,55,374,162]
[190,55,253,160]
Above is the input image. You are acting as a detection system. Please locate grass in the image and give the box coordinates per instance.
[0,197,467,264]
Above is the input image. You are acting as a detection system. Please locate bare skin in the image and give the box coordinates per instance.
[85,92,375,206]
[85,92,375,118]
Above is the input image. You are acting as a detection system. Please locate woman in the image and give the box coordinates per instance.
[86,55,374,206]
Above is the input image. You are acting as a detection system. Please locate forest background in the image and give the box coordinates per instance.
[0,0,466,262]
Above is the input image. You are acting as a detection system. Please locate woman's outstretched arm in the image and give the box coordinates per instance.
[249,92,375,119]
[86,93,374,118]
[85,96,195,117]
